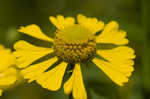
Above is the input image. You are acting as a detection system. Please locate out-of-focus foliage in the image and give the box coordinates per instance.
[0,0,150,99]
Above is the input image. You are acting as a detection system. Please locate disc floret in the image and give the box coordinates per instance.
[54,25,96,63]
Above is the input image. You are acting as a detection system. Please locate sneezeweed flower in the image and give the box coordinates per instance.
[0,45,17,96]
[13,14,135,99]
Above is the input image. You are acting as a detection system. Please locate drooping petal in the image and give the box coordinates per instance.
[18,24,53,42]
[36,62,68,91]
[13,40,54,68]
[96,21,129,45]
[73,64,87,99]
[96,46,135,77]
[93,57,133,86]
[64,70,74,95]
[21,57,58,83]
[77,14,104,34]
[0,67,17,86]
[49,15,75,30]
[64,64,87,99]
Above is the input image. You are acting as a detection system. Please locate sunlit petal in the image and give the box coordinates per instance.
[77,14,104,34]
[18,24,53,42]
[13,40,54,68]
[21,57,58,83]
[96,46,135,77]
[64,63,87,99]
[96,21,129,45]
[49,15,75,30]
[93,58,132,86]
[0,67,17,86]
[36,62,68,91]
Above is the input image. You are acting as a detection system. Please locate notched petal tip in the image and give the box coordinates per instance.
[17,26,24,32]
[77,14,104,34]
[49,15,75,30]
[105,21,119,31]
[108,21,119,26]
[92,57,133,87]
[96,20,130,45]
[118,78,130,87]
[49,16,56,21]
[57,15,64,19]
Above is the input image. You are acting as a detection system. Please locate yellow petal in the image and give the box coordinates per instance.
[49,15,75,30]
[77,14,104,34]
[93,58,131,86]
[0,89,3,96]
[13,40,53,68]
[0,67,17,86]
[96,46,135,77]
[36,62,68,91]
[64,70,74,95]
[64,64,87,99]
[73,64,87,99]
[18,24,53,42]
[21,57,58,83]
[97,46,135,62]
[96,21,129,45]
[0,47,15,72]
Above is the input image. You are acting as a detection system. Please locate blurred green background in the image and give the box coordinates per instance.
[0,0,150,99]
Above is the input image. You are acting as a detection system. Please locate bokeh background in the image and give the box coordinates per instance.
[0,0,150,99]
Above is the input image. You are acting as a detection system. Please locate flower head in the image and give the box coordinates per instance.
[0,45,17,96]
[13,14,135,99]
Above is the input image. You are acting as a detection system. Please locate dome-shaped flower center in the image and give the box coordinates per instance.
[54,25,96,63]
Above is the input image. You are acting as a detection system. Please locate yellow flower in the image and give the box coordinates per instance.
[13,14,135,99]
[0,45,17,96]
